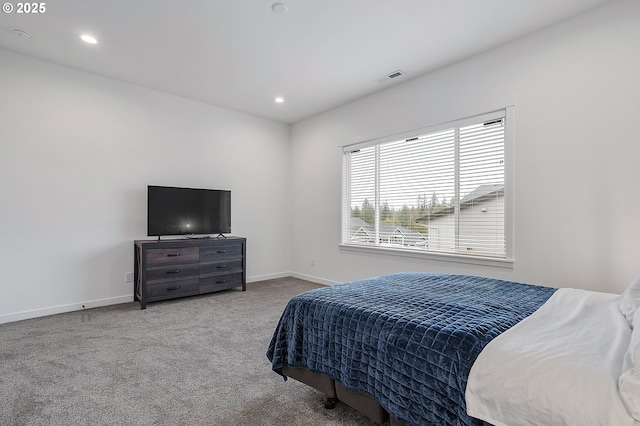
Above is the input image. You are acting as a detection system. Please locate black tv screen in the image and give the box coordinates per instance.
[147,185,231,237]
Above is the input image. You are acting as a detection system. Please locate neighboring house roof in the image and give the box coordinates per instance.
[349,217,372,228]
[460,184,504,204]
[349,217,427,246]
[416,184,504,222]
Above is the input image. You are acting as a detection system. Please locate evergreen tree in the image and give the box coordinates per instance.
[361,198,375,224]
[399,204,411,227]
[380,201,391,222]
[430,192,439,212]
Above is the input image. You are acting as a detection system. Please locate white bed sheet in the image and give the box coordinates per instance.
[466,288,638,426]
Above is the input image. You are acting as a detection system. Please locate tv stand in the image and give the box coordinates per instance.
[133,236,246,309]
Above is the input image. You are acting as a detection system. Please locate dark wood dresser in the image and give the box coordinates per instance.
[133,236,246,309]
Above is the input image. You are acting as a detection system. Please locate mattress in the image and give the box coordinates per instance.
[466,288,638,426]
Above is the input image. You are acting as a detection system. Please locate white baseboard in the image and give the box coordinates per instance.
[248,271,340,286]
[0,295,133,325]
[289,272,341,286]
[1,272,339,324]
[246,271,292,283]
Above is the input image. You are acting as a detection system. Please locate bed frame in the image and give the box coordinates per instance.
[281,366,400,425]
[282,366,493,426]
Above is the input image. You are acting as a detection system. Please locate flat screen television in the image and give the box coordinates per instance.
[147,185,231,238]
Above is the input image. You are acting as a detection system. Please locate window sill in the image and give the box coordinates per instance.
[339,244,514,269]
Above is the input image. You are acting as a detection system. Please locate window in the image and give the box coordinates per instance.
[342,109,511,261]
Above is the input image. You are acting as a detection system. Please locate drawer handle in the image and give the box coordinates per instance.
[217,264,227,269]
[216,279,227,284]
[167,253,181,257]
[217,250,227,253]
[167,286,181,291]
[166,270,181,274]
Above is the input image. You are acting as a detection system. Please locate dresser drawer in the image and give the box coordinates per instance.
[146,247,199,266]
[200,243,243,261]
[200,259,243,277]
[146,263,200,284]
[200,273,243,293]
[146,279,200,300]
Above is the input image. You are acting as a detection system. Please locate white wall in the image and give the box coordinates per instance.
[290,0,640,294]
[0,49,291,323]
[1,1,637,324]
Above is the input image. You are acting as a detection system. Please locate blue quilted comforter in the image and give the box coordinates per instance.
[266,273,556,426]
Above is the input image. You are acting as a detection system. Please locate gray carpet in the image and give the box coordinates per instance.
[0,277,380,426]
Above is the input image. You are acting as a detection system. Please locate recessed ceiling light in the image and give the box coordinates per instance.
[80,34,98,44]
[274,97,284,103]
[271,2,288,14]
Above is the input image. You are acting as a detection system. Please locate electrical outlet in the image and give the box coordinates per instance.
[125,272,134,283]
[310,258,316,267]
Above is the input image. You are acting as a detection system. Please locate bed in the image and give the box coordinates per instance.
[266,272,640,426]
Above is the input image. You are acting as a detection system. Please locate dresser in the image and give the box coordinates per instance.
[134,236,246,309]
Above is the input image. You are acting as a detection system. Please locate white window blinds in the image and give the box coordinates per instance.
[342,110,508,259]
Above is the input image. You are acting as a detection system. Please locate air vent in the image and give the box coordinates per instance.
[375,70,406,84]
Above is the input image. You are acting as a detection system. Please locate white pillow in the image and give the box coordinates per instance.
[620,277,640,325]
[619,309,640,420]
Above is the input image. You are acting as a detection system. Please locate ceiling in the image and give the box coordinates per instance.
[0,0,613,124]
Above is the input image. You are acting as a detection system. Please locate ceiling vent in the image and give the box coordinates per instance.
[375,70,406,84]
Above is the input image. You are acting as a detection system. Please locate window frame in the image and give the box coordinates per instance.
[340,107,514,268]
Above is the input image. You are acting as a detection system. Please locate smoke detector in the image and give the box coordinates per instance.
[10,28,32,39]
[271,2,288,14]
